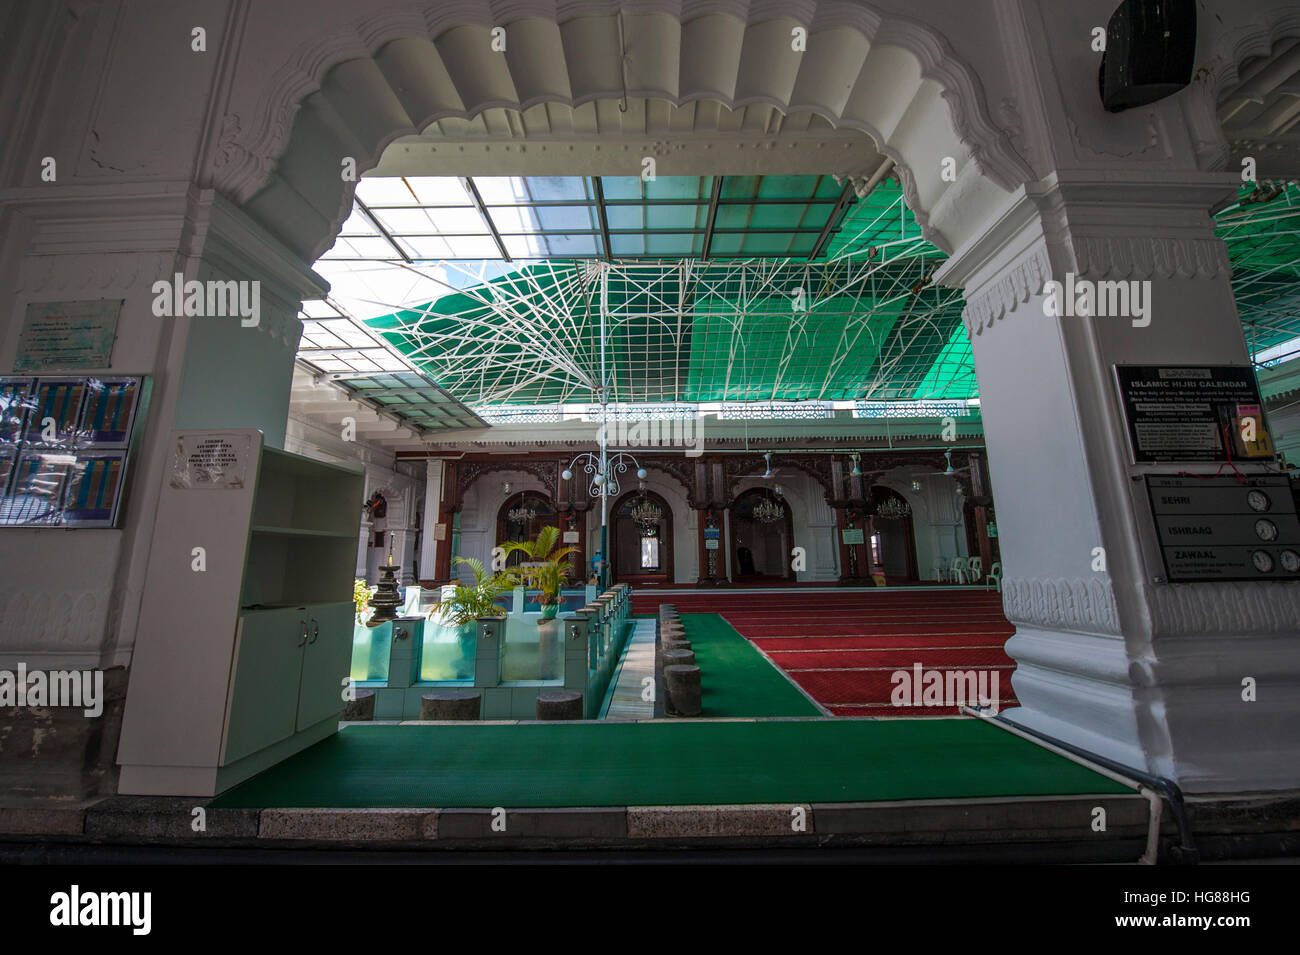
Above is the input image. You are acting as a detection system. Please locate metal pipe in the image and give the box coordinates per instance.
[966,707,1199,864]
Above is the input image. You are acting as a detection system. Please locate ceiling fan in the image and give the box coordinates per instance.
[925,450,972,478]
[738,452,790,480]
[846,452,889,480]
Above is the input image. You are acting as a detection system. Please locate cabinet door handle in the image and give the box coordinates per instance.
[309,618,319,644]
[298,620,309,646]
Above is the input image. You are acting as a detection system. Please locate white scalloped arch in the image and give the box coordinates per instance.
[210,0,1032,263]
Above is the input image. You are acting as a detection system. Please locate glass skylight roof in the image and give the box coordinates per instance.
[319,175,854,263]
[299,176,1300,430]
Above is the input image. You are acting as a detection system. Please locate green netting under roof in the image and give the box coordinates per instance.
[354,178,1300,412]
[1218,181,1300,353]
[365,246,965,405]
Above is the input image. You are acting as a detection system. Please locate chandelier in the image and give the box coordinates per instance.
[877,496,912,520]
[629,498,662,531]
[507,502,538,523]
[752,497,785,524]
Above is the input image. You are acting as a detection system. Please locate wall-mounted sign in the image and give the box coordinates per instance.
[704,538,720,550]
[15,300,122,372]
[1115,365,1271,464]
[1146,474,1300,581]
[841,528,865,545]
[562,530,579,544]
[168,432,254,489]
[0,375,148,528]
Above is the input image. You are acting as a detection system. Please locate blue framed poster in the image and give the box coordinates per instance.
[0,374,149,528]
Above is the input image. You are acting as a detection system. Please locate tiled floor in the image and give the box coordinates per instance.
[603,618,656,720]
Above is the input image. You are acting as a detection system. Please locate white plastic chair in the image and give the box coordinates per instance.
[949,556,969,584]
[932,558,948,583]
[986,561,1002,592]
[967,556,982,581]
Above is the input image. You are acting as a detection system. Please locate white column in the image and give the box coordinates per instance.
[419,459,446,583]
[356,519,372,579]
[939,174,1300,793]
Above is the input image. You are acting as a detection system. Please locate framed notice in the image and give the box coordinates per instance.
[0,374,150,528]
[61,452,128,527]
[841,528,865,545]
[168,431,255,489]
[25,378,87,444]
[0,446,17,496]
[1115,365,1271,464]
[1,379,33,444]
[15,300,121,372]
[4,450,75,525]
[79,378,142,446]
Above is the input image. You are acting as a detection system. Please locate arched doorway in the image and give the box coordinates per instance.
[495,491,558,569]
[610,490,674,585]
[868,485,919,583]
[730,488,794,582]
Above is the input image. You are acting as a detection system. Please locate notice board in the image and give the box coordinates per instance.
[1114,365,1273,464]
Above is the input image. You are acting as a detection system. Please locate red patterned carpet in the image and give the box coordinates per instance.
[633,589,1018,717]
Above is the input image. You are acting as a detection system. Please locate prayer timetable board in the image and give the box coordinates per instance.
[1146,475,1300,582]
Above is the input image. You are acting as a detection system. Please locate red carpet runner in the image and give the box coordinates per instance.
[633,589,1018,717]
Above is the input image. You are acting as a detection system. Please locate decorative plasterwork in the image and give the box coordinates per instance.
[456,459,558,506]
[17,250,176,296]
[1189,4,1300,173]
[1069,235,1232,282]
[1066,111,1165,162]
[1147,582,1300,638]
[210,0,1027,261]
[961,242,1050,337]
[639,458,699,509]
[1001,575,1122,637]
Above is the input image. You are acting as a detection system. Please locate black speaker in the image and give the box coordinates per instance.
[1098,0,1197,113]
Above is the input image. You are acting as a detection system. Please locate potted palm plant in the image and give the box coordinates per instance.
[501,526,579,619]
[431,557,512,679]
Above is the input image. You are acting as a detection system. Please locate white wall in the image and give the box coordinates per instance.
[877,467,970,580]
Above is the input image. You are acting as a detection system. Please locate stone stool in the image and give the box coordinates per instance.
[341,689,375,721]
[419,689,482,720]
[663,648,696,668]
[662,639,692,653]
[664,664,702,717]
[535,690,583,720]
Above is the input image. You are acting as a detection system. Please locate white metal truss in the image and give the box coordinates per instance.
[362,251,965,406]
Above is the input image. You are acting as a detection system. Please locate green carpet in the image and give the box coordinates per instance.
[209,718,1128,808]
[682,613,822,718]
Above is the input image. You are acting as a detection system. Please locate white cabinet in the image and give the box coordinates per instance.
[117,430,363,797]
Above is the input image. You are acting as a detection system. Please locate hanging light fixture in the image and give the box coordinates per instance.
[629,497,663,531]
[507,495,538,523]
[876,496,912,520]
[752,495,785,524]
